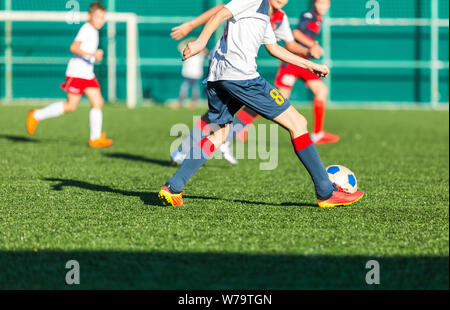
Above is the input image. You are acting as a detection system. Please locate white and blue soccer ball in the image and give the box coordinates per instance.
[326,165,358,193]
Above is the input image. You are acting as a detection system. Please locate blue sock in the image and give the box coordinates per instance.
[167,137,215,193]
[292,133,334,200]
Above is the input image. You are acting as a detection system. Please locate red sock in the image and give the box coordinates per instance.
[313,99,325,134]
[197,137,215,157]
[235,109,260,142]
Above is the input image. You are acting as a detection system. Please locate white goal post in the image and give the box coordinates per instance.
[0,11,139,109]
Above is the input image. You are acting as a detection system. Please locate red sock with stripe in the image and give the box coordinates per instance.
[175,117,211,157]
[233,108,260,142]
[167,137,215,193]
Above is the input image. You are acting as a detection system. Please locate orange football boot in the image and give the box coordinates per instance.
[89,132,113,148]
[318,189,364,208]
[158,185,184,206]
[312,131,340,145]
[26,109,39,135]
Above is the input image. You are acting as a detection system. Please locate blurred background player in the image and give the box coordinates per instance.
[171,38,208,110]
[170,0,321,165]
[275,0,337,145]
[26,2,113,148]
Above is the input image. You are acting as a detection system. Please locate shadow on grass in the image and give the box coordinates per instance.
[0,250,447,289]
[104,152,174,167]
[43,178,317,208]
[44,178,170,206]
[0,134,39,143]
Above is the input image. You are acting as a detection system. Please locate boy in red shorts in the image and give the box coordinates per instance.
[275,0,338,144]
[26,2,113,148]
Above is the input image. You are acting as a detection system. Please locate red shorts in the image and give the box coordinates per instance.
[60,77,100,95]
[274,62,321,89]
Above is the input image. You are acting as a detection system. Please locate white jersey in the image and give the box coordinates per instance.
[182,52,205,80]
[207,0,277,82]
[66,23,99,80]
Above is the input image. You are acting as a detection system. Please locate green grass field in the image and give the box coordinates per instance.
[0,104,448,289]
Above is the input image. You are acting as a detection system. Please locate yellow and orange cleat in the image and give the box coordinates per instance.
[26,109,39,135]
[158,185,184,206]
[89,132,113,148]
[312,131,340,145]
[318,188,364,208]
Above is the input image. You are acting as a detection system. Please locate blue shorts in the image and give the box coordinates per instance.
[206,77,291,125]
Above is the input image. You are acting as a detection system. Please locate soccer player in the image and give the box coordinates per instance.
[171,38,208,110]
[274,0,338,145]
[170,0,322,165]
[159,0,364,208]
[26,2,113,148]
[222,0,336,163]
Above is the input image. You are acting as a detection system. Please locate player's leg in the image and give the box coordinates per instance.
[190,79,200,109]
[225,77,363,207]
[227,107,261,144]
[219,106,260,165]
[218,64,296,165]
[160,123,230,206]
[84,86,113,148]
[26,93,81,135]
[174,78,190,109]
[273,105,332,197]
[305,78,339,144]
[171,113,211,165]
[272,106,363,207]
[161,81,243,206]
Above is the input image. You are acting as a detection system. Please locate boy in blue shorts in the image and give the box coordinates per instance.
[159,0,364,208]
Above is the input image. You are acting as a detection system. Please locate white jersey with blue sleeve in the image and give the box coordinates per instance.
[207,0,277,82]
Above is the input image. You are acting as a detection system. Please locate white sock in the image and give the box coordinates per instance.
[89,108,103,140]
[34,102,64,121]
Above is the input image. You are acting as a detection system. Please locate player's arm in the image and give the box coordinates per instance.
[277,15,320,59]
[292,31,323,58]
[283,40,309,56]
[171,4,226,40]
[265,43,329,77]
[183,7,232,61]
[283,40,323,59]
[70,41,103,62]
[292,29,315,48]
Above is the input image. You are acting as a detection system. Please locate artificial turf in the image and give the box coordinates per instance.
[0,104,448,289]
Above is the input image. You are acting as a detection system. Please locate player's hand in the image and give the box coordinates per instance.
[182,40,205,61]
[309,63,329,78]
[171,22,193,40]
[94,49,104,62]
[309,44,322,59]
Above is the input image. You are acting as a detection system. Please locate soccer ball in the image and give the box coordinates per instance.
[326,165,358,193]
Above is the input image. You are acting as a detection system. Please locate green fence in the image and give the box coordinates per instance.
[0,0,449,107]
